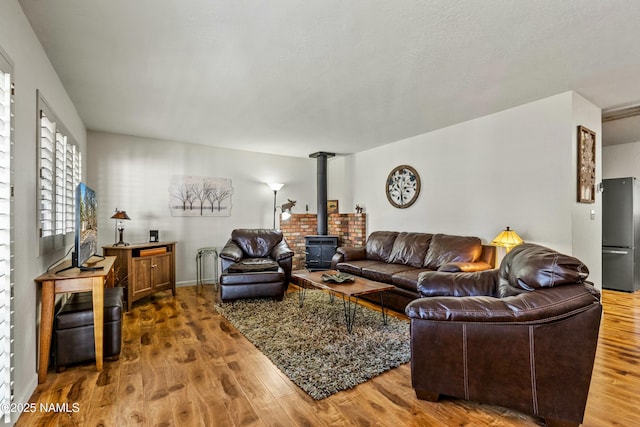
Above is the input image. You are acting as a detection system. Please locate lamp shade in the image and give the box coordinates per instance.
[111,210,131,220]
[267,182,284,192]
[491,227,523,249]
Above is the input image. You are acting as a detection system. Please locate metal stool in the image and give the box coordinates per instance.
[196,247,219,291]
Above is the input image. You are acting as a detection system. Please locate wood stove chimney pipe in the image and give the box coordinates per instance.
[309,151,335,235]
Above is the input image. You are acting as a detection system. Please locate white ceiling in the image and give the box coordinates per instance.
[17,0,640,157]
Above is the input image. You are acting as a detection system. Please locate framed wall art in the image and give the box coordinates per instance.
[327,200,339,214]
[169,175,234,216]
[577,125,596,204]
[386,165,421,208]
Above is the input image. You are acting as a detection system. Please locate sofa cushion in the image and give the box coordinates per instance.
[220,268,285,285]
[336,260,382,276]
[365,231,399,262]
[499,243,590,292]
[361,262,414,284]
[438,261,493,273]
[227,258,279,273]
[391,269,434,292]
[388,232,433,267]
[231,229,283,258]
[423,234,482,269]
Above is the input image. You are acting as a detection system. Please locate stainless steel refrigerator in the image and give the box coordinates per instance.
[602,177,640,292]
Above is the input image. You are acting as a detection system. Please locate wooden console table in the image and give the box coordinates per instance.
[34,256,116,384]
[103,242,176,311]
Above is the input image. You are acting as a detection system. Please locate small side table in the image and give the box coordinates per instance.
[34,256,116,384]
[196,247,219,291]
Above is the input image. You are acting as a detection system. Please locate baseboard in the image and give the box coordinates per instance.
[9,373,38,424]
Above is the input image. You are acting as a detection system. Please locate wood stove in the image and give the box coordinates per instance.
[305,235,338,271]
[305,151,338,271]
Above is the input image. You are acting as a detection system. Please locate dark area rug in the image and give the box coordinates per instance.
[214,290,410,399]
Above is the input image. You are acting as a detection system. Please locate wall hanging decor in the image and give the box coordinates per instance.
[386,165,421,208]
[577,126,596,203]
[169,175,234,216]
[327,200,339,214]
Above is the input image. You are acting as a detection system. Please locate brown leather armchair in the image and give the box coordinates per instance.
[219,229,294,301]
[405,243,602,427]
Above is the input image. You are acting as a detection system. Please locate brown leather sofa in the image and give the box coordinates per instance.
[219,229,294,301]
[405,243,602,427]
[331,231,495,312]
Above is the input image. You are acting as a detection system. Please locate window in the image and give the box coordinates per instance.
[37,92,81,254]
[0,46,14,423]
[65,142,80,233]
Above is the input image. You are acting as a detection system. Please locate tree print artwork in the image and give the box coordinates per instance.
[169,175,234,216]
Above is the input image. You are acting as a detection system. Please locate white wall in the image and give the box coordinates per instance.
[330,92,602,287]
[0,0,88,421]
[571,92,603,292]
[603,141,640,179]
[87,131,317,284]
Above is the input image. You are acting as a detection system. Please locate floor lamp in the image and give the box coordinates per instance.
[267,183,284,229]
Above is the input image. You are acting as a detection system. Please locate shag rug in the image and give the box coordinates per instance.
[215,290,410,399]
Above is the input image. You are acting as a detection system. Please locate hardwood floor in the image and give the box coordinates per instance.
[16,286,640,426]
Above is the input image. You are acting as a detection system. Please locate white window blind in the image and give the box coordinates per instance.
[65,143,81,233]
[39,110,55,238]
[0,48,14,423]
[54,131,65,235]
[37,92,81,254]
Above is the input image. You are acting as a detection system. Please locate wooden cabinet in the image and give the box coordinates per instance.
[103,242,176,310]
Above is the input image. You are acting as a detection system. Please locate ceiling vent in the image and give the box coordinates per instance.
[602,105,640,122]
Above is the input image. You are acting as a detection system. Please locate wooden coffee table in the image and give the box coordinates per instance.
[291,270,395,333]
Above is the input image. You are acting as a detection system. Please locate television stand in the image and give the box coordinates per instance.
[83,254,106,270]
[34,256,116,383]
[56,255,106,273]
[79,265,104,272]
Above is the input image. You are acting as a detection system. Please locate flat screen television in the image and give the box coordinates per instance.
[72,182,101,270]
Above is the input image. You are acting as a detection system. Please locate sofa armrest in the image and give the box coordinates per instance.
[417,269,499,297]
[219,239,243,262]
[437,261,493,273]
[406,284,601,323]
[330,252,343,269]
[336,246,366,261]
[271,241,294,261]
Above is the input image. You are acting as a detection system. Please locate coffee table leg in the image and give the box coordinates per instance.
[379,292,389,325]
[298,285,306,307]
[328,292,335,304]
[342,295,359,334]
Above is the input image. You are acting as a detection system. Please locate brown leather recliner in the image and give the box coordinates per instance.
[405,243,602,427]
[219,229,294,301]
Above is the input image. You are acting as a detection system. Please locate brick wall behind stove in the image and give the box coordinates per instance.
[280,214,316,271]
[281,213,367,270]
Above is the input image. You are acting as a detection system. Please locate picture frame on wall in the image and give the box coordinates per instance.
[577,125,596,204]
[327,200,339,214]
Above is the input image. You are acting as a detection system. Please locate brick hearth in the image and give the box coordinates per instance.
[280,213,367,270]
